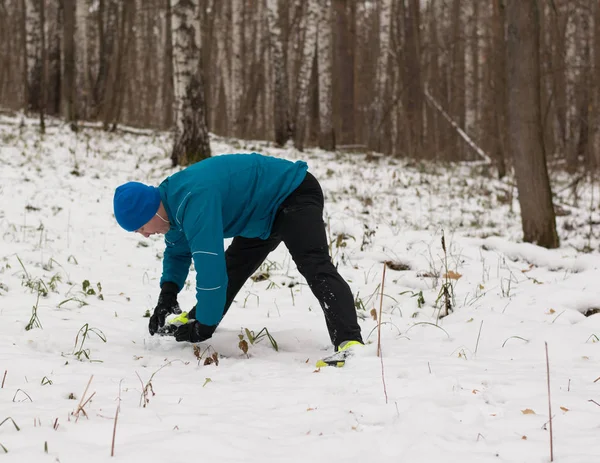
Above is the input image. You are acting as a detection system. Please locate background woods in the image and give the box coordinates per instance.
[0,0,598,247]
[1,0,597,166]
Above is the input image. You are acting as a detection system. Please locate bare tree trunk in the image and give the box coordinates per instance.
[591,0,600,169]
[62,0,76,123]
[170,0,211,165]
[24,0,42,112]
[332,0,356,146]
[230,0,243,137]
[372,0,392,152]
[45,1,61,115]
[491,0,507,178]
[293,0,318,151]
[75,0,91,121]
[214,1,230,134]
[266,0,289,146]
[507,0,558,248]
[317,0,334,150]
[466,0,479,136]
[163,0,174,128]
[39,0,45,131]
[404,0,422,157]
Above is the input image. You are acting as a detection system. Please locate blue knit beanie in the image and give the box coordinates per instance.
[113,182,161,232]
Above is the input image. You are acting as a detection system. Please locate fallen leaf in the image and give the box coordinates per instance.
[560,406,569,412]
[466,318,474,323]
[521,409,536,415]
[202,378,212,387]
[472,389,480,394]
[521,264,534,273]
[238,339,249,355]
[521,435,527,440]
[307,407,316,411]
[443,271,462,280]
[193,345,201,359]
[370,308,377,321]
[547,308,556,314]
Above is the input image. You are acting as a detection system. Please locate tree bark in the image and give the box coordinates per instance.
[24,0,42,112]
[266,0,289,146]
[230,0,243,137]
[372,0,392,152]
[332,0,355,146]
[317,0,334,150]
[62,0,76,123]
[293,0,318,151]
[507,0,559,248]
[170,0,211,165]
[403,0,422,157]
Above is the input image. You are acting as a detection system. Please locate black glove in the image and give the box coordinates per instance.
[148,282,181,335]
[174,320,217,343]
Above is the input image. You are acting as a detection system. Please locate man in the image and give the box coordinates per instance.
[113,153,363,366]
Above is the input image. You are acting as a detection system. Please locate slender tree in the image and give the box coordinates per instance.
[403,0,423,157]
[507,0,558,248]
[170,0,211,165]
[332,0,356,146]
[266,0,289,146]
[230,0,243,137]
[24,0,42,112]
[62,0,76,123]
[372,0,392,152]
[317,0,334,150]
[293,0,318,151]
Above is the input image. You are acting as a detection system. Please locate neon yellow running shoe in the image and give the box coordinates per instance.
[315,340,363,368]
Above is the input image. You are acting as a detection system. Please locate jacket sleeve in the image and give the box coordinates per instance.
[160,228,192,292]
[182,191,228,326]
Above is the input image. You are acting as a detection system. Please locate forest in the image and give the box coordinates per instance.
[1,0,599,247]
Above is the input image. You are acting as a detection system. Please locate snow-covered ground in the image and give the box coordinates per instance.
[1,115,600,463]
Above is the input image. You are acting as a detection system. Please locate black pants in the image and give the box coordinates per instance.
[220,172,363,348]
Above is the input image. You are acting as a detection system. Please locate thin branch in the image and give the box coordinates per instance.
[73,375,94,421]
[378,263,388,404]
[111,379,123,457]
[424,86,492,163]
[474,321,484,355]
[377,263,386,357]
[545,342,554,462]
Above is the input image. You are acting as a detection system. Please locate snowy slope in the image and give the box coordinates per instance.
[1,116,600,463]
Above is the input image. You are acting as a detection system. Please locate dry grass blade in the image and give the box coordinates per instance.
[73,375,94,421]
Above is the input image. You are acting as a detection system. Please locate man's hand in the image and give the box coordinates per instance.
[174,320,216,343]
[148,282,181,335]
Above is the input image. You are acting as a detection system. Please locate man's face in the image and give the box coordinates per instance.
[136,215,170,237]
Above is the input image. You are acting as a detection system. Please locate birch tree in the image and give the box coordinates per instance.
[170,0,211,165]
[294,0,318,151]
[591,0,600,168]
[75,0,90,120]
[24,0,42,112]
[214,1,230,134]
[62,0,76,122]
[317,0,333,150]
[333,0,356,146]
[266,0,289,146]
[507,0,558,248]
[372,0,392,151]
[230,0,243,137]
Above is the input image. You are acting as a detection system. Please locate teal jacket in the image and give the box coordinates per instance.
[158,153,308,326]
